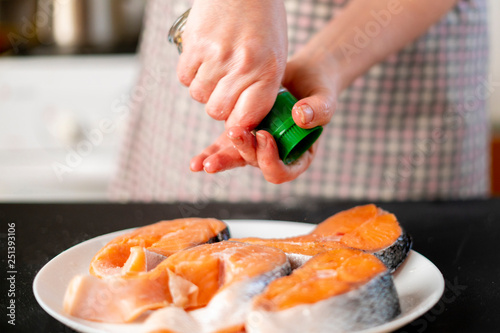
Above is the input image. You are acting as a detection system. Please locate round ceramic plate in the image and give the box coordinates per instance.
[33,220,444,333]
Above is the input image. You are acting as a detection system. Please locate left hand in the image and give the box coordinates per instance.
[190,126,318,184]
[189,130,246,174]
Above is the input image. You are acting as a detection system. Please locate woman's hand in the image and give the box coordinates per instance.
[190,131,246,174]
[190,50,341,183]
[190,126,319,184]
[283,52,340,131]
[178,0,288,130]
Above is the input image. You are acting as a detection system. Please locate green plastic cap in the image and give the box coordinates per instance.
[256,89,323,165]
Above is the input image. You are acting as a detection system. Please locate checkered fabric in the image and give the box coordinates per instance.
[109,0,490,203]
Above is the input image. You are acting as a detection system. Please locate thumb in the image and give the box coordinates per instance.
[291,89,336,129]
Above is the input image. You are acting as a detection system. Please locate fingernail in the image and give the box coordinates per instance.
[256,132,267,149]
[227,131,243,146]
[297,104,313,125]
[203,161,213,173]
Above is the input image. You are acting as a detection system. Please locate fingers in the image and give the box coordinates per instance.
[178,53,277,124]
[177,52,201,87]
[227,126,258,166]
[282,54,339,130]
[291,88,336,129]
[190,140,222,172]
[178,49,226,105]
[254,131,284,182]
[225,81,280,130]
[193,129,316,183]
[254,130,315,184]
[190,155,205,172]
[188,64,220,104]
[185,59,231,105]
[205,75,246,121]
[191,146,246,173]
[201,147,246,173]
[190,131,248,173]
[226,128,316,183]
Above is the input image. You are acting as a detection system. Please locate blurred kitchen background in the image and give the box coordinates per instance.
[0,0,499,202]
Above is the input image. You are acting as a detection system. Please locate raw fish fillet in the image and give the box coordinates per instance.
[64,241,290,325]
[90,218,230,277]
[247,248,401,333]
[230,239,348,270]
[234,204,412,271]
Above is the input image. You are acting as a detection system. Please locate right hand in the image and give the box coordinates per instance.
[178,0,288,130]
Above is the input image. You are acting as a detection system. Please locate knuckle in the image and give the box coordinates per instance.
[264,52,283,74]
[205,102,228,121]
[177,72,190,87]
[321,100,336,122]
[234,41,279,75]
[311,95,336,126]
[177,67,192,87]
[324,97,337,114]
[189,85,208,103]
[211,42,231,63]
[263,50,286,81]
[177,56,191,86]
[234,48,257,75]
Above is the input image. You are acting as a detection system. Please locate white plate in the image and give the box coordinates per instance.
[33,220,444,333]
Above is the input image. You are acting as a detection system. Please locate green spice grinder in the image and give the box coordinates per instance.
[168,9,323,164]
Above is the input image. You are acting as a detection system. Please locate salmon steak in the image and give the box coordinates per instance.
[247,248,401,333]
[233,204,412,271]
[89,218,230,277]
[64,241,291,327]
[231,239,349,270]
[63,205,411,331]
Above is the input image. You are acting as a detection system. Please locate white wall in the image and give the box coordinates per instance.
[489,0,500,131]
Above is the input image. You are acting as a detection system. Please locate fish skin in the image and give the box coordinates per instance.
[285,235,414,272]
[247,272,400,333]
[191,263,292,331]
[206,227,231,244]
[284,253,312,270]
[145,249,168,271]
[373,230,413,272]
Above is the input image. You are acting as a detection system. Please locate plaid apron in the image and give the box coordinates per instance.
[109,0,489,202]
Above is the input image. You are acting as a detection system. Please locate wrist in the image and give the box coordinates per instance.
[289,46,345,98]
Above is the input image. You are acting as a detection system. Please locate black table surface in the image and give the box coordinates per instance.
[1,200,499,333]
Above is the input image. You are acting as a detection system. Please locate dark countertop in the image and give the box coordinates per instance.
[1,200,499,333]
